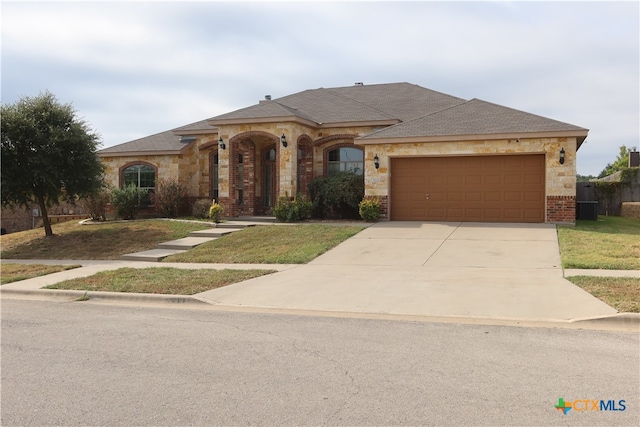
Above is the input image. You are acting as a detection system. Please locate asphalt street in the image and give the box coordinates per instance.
[1,299,638,426]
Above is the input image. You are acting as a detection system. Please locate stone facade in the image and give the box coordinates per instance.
[100,132,578,223]
[98,84,586,224]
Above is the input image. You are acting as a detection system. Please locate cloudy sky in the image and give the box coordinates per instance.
[2,1,638,176]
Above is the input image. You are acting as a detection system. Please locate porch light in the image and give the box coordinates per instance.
[219,137,226,150]
[374,154,380,169]
[559,147,565,165]
[281,134,287,148]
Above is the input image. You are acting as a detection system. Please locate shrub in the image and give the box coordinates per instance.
[209,199,224,223]
[296,194,313,220]
[192,198,212,219]
[149,178,187,218]
[273,194,313,222]
[111,184,148,220]
[78,188,110,221]
[359,197,381,222]
[308,172,364,219]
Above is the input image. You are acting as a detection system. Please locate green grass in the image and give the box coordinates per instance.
[1,263,81,285]
[44,267,276,295]
[567,276,640,313]
[557,216,640,269]
[163,224,365,264]
[0,219,211,260]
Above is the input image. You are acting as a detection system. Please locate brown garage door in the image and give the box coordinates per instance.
[390,155,545,222]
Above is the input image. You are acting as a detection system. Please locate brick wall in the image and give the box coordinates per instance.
[379,195,389,220]
[546,196,575,223]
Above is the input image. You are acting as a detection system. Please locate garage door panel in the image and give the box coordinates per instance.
[524,174,543,185]
[524,209,543,219]
[410,192,425,202]
[391,155,545,222]
[465,192,482,202]
[447,191,464,201]
[465,174,482,184]
[484,191,501,202]
[428,191,445,201]
[504,174,523,185]
[524,191,543,202]
[447,175,464,185]
[484,175,502,185]
[483,208,502,220]
[504,208,523,219]
[504,192,522,202]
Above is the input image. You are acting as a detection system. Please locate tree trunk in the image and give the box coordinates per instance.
[36,194,53,237]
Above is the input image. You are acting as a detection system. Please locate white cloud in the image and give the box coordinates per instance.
[2,1,638,176]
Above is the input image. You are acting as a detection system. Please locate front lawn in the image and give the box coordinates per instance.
[45,267,276,295]
[163,224,365,264]
[1,263,81,285]
[557,216,640,269]
[0,220,211,260]
[566,276,639,313]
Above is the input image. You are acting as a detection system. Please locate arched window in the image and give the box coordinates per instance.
[328,147,363,176]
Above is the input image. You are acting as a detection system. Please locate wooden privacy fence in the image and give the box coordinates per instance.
[576,169,640,216]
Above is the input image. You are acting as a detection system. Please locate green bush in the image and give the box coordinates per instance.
[110,184,148,220]
[296,194,313,220]
[273,194,312,222]
[359,197,381,222]
[209,199,224,223]
[192,198,212,219]
[78,187,111,221]
[150,178,186,218]
[308,172,364,219]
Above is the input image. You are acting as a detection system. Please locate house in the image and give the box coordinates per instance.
[98,82,588,223]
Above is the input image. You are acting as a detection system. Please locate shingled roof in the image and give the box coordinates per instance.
[209,82,465,125]
[99,83,588,154]
[358,98,588,144]
[98,119,214,155]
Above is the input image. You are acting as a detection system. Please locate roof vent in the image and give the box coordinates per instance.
[354,82,363,86]
[265,95,271,100]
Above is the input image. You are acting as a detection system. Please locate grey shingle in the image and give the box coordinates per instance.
[359,98,588,139]
[101,84,587,153]
[210,83,466,125]
[98,129,183,154]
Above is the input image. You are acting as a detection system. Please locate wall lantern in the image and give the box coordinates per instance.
[218,137,226,150]
[281,134,287,148]
[559,147,565,165]
[373,154,380,169]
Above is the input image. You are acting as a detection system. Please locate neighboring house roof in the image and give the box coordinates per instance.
[358,98,589,145]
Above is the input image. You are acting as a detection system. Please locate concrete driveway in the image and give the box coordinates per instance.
[196,222,617,321]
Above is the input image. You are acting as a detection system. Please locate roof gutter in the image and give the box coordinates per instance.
[357,130,589,145]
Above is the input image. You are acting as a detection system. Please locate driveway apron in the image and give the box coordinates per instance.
[196,222,617,321]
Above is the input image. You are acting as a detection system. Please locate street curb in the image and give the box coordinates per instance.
[0,288,208,306]
[2,287,638,332]
[570,313,640,328]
